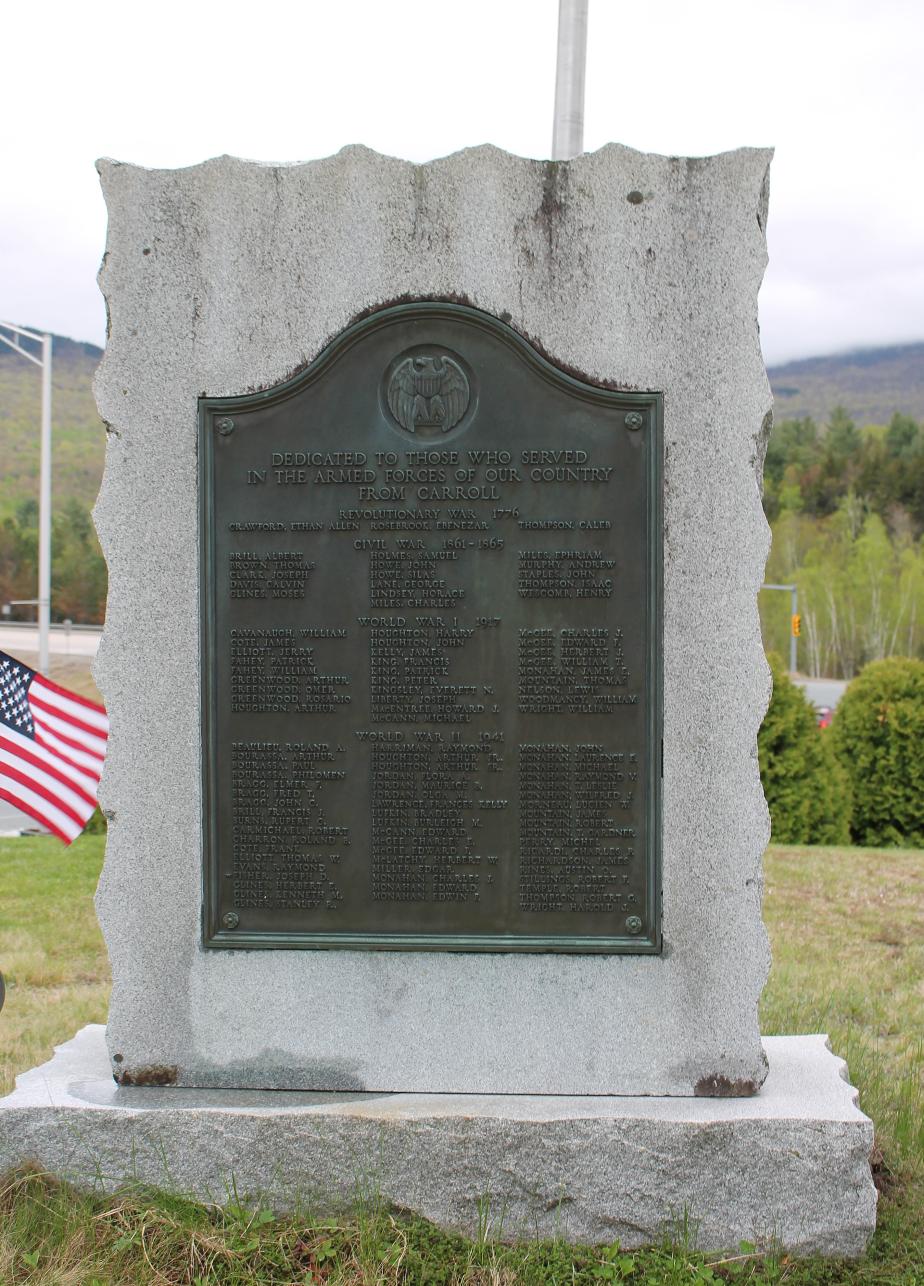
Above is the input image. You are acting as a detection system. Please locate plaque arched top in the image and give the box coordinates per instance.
[200,301,651,419]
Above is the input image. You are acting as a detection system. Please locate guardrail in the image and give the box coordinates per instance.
[0,623,102,636]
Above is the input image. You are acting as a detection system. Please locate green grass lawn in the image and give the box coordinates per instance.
[0,838,922,1283]
[0,833,109,1098]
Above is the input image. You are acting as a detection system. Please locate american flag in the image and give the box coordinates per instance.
[0,649,108,843]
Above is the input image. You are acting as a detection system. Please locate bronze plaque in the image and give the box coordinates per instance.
[201,303,661,951]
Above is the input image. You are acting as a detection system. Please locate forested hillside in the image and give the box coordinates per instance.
[0,334,106,622]
[760,408,924,677]
[0,332,105,518]
[1,330,923,662]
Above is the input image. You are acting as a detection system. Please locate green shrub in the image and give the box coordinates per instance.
[830,656,924,846]
[82,806,107,836]
[758,653,852,844]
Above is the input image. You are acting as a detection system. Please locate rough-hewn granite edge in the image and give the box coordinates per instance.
[0,1029,876,1255]
[93,143,773,1093]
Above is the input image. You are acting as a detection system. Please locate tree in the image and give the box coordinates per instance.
[885,412,920,461]
[0,515,37,615]
[825,405,861,458]
[51,498,107,623]
[830,658,924,847]
[758,654,851,844]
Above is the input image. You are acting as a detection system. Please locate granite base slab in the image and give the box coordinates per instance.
[0,1027,876,1256]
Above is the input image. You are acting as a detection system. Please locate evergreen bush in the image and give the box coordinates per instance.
[82,806,107,835]
[830,656,924,846]
[758,653,852,844]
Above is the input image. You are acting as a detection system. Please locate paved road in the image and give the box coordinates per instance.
[794,678,848,711]
[0,623,101,658]
[0,798,47,836]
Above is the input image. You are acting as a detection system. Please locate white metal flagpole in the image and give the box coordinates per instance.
[551,0,589,161]
[38,332,53,675]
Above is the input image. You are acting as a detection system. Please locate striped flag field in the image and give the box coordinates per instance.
[0,649,108,843]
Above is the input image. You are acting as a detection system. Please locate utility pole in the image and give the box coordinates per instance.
[762,583,799,674]
[0,323,53,674]
[39,332,52,677]
[552,0,589,160]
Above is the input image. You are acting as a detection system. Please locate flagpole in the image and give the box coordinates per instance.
[551,0,589,161]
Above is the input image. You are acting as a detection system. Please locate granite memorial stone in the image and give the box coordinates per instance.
[87,144,774,1096]
[0,143,876,1254]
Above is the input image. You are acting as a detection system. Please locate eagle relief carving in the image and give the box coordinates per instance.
[386,349,471,434]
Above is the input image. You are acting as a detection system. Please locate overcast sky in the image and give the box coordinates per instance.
[2,0,922,366]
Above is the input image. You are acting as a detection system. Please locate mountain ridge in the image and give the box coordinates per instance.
[0,329,103,366]
[767,340,924,424]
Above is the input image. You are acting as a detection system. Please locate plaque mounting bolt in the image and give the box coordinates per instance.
[216,417,235,436]
[222,911,240,930]
[625,412,644,431]
[626,915,643,934]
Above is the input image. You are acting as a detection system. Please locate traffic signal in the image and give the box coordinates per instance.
[791,613,801,637]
